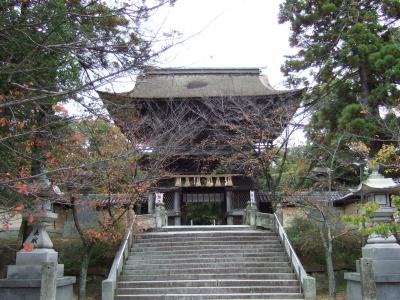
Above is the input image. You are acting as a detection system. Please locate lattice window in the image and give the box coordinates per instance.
[164,192,175,210]
[232,191,250,209]
[183,193,224,203]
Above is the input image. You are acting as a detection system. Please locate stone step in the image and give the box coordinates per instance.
[115,286,301,295]
[129,248,283,257]
[128,252,285,260]
[134,237,278,244]
[137,232,275,240]
[119,273,298,282]
[121,266,294,275]
[124,262,291,270]
[159,226,255,232]
[136,233,276,239]
[117,279,300,288]
[132,240,280,248]
[115,225,302,300]
[115,293,304,299]
[131,244,283,252]
[135,237,276,242]
[126,256,288,265]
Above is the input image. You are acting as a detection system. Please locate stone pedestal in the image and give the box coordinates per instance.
[345,213,400,299]
[155,203,167,228]
[245,201,258,227]
[0,208,75,300]
[0,248,75,300]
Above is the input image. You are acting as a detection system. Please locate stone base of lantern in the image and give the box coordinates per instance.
[0,249,75,300]
[345,241,400,300]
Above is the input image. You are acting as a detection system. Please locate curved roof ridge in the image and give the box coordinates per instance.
[122,68,300,99]
[146,68,261,75]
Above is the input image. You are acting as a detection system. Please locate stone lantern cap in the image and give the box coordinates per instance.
[349,170,400,195]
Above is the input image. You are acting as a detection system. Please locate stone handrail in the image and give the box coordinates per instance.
[102,220,135,300]
[244,203,316,300]
[271,213,315,299]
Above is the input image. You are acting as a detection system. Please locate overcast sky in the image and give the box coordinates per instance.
[71,0,307,144]
[123,0,306,144]
[156,0,292,86]
[111,0,294,91]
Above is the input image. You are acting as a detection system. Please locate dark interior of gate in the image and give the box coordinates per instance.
[144,175,272,226]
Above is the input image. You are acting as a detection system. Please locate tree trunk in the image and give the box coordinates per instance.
[359,62,370,106]
[78,245,93,300]
[71,195,94,300]
[319,225,336,300]
[19,219,31,248]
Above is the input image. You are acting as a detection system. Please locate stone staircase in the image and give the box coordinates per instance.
[114,225,304,299]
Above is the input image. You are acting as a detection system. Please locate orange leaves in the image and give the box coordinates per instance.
[84,219,123,244]
[13,90,22,97]
[0,117,26,130]
[48,155,57,166]
[23,138,49,151]
[0,95,6,102]
[27,213,35,224]
[23,242,34,251]
[15,204,25,212]
[0,117,8,127]
[35,139,48,147]
[25,139,34,151]
[6,89,24,98]
[53,104,68,115]
[19,166,30,178]
[69,133,85,144]
[84,228,105,242]
[15,182,30,195]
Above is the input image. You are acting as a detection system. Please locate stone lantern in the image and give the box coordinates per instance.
[349,169,399,242]
[0,173,75,300]
[345,169,400,300]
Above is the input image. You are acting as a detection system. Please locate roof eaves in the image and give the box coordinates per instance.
[147,68,261,75]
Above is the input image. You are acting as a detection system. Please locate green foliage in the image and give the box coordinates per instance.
[392,195,400,207]
[57,239,116,273]
[0,0,174,214]
[287,217,362,270]
[343,200,400,238]
[279,0,400,157]
[338,104,374,135]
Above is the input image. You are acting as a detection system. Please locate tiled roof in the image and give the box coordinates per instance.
[56,194,137,207]
[281,191,351,206]
[99,68,303,100]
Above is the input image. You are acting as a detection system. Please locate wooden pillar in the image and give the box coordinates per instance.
[174,191,181,226]
[226,190,233,225]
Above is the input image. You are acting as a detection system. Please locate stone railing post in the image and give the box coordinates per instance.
[155,204,164,228]
[245,201,258,227]
[303,276,317,300]
[40,261,57,300]
[360,258,377,300]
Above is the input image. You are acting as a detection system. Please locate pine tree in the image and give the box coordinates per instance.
[279,0,400,152]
